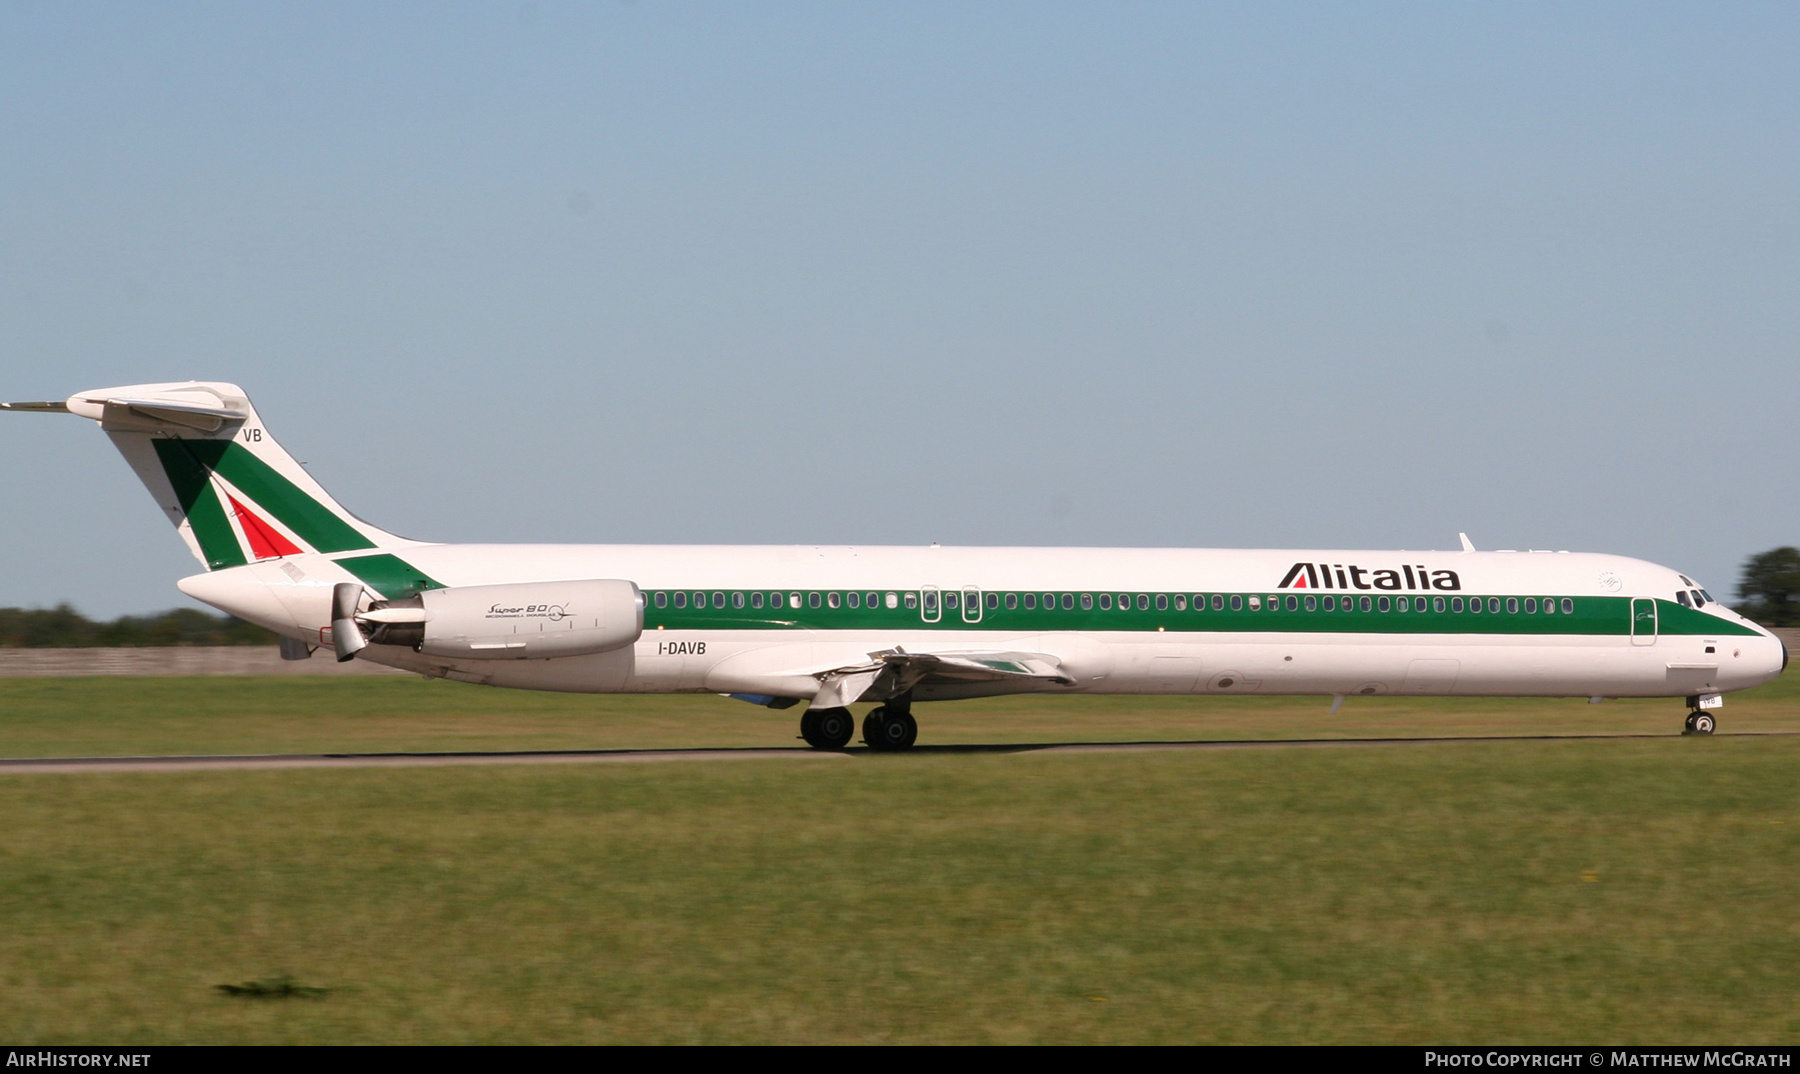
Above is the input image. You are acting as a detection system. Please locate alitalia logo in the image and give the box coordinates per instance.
[1279,562,1462,591]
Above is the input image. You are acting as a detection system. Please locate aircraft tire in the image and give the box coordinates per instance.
[1684,712,1698,734]
[806,707,855,749]
[862,706,918,752]
[1692,712,1716,735]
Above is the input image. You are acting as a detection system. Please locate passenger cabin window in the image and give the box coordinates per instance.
[904,592,918,610]
[1230,595,1243,611]
[1157,594,1169,612]
[1378,596,1390,612]
[1304,595,1317,611]
[1284,595,1297,611]
[944,592,959,610]
[1433,597,1445,612]
[1524,598,1536,613]
[1175,595,1187,611]
[1506,598,1519,614]
[1137,594,1150,611]
[1005,592,1018,610]
[809,592,822,609]
[1487,598,1501,614]
[1023,593,1037,610]
[986,592,999,610]
[846,591,859,609]
[1248,596,1261,610]
[923,591,939,612]
[789,592,801,609]
[1080,593,1094,611]
[1360,596,1372,612]
[883,592,895,609]
[751,592,764,609]
[654,591,668,608]
[827,592,841,609]
[733,592,746,609]
[673,591,687,609]
[1323,595,1335,611]
[1561,598,1573,614]
[1099,593,1113,610]
[1060,593,1074,610]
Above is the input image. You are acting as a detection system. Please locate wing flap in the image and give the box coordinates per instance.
[810,646,1073,708]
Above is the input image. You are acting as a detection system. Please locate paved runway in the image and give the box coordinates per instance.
[1,731,1792,774]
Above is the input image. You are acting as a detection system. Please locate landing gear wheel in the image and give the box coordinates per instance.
[862,705,918,752]
[800,707,854,749]
[1691,712,1715,735]
[1684,712,1698,734]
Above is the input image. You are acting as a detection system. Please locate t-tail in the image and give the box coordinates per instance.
[3,381,419,569]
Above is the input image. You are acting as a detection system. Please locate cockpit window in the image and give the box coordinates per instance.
[1699,590,1715,605]
[1677,591,1692,608]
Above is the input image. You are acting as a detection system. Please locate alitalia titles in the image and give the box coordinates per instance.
[1279,562,1462,591]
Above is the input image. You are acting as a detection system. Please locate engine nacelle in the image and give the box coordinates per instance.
[370,579,643,660]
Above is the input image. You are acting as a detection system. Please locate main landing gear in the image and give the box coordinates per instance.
[862,702,918,752]
[1683,696,1716,736]
[797,700,919,751]
[799,707,855,750]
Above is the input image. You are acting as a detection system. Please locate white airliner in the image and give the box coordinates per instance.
[4,381,1786,749]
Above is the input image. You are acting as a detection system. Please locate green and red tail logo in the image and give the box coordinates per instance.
[153,439,378,570]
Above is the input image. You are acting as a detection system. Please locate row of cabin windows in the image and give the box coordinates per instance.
[652,590,910,611]
[648,590,1579,616]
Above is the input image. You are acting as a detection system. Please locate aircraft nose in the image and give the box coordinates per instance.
[1755,632,1787,684]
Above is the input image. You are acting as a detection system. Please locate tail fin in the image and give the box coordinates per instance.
[14,381,419,570]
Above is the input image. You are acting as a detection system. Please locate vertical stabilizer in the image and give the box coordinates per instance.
[52,381,420,570]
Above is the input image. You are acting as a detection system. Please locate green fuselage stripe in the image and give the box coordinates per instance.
[336,554,444,600]
[640,592,1758,638]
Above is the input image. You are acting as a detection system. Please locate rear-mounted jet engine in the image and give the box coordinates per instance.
[334,579,643,661]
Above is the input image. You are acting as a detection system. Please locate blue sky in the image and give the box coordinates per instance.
[2,2,1795,616]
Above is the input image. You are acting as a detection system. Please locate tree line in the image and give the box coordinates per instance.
[1737,547,1800,628]
[0,604,276,648]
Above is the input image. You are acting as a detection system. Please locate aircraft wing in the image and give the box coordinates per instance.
[810,647,1073,708]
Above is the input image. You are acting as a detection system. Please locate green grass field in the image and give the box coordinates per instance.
[2,664,1798,758]
[0,670,1797,1043]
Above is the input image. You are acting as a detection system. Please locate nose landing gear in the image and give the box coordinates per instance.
[1683,697,1716,736]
